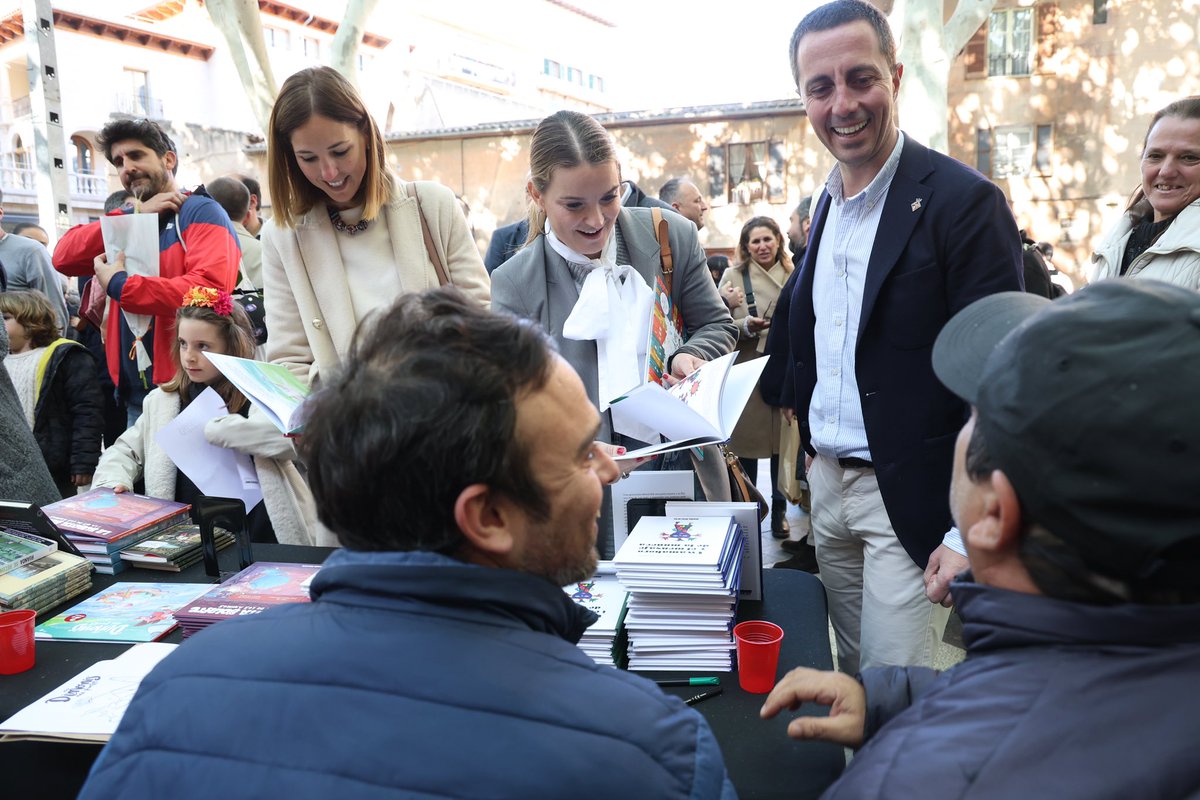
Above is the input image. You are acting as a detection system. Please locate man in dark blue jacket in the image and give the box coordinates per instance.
[79,288,736,800]
[761,280,1200,799]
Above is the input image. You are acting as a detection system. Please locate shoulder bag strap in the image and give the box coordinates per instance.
[650,207,674,289]
[412,183,451,287]
[741,267,758,317]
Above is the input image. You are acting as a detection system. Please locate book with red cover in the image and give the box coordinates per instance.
[174,562,319,637]
[42,489,190,544]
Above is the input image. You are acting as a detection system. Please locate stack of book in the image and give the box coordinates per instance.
[562,573,629,667]
[174,562,319,638]
[613,515,743,672]
[42,490,191,575]
[0,529,58,576]
[35,582,212,643]
[119,524,234,572]
[0,551,95,617]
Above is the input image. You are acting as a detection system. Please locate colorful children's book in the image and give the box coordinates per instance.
[609,351,770,459]
[0,551,93,605]
[120,525,233,571]
[200,352,311,435]
[34,582,212,643]
[0,529,57,576]
[42,489,190,544]
[174,562,319,637]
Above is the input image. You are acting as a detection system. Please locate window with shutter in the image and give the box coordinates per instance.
[964,24,987,79]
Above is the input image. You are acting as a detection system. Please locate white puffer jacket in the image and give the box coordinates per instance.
[1090,198,1200,290]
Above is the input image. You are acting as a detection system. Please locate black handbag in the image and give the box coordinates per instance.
[232,282,267,346]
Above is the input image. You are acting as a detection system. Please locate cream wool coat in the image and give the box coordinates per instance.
[248,178,490,546]
[718,259,790,458]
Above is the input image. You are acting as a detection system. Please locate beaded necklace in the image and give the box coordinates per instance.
[327,206,369,235]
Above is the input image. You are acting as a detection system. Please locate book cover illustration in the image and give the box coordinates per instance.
[34,582,211,642]
[614,516,738,567]
[646,276,685,386]
[43,489,189,542]
[0,529,57,576]
[200,352,311,434]
[0,552,93,604]
[182,562,318,615]
[120,525,220,562]
[563,576,628,634]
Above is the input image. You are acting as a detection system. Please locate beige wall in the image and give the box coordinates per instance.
[947,0,1200,281]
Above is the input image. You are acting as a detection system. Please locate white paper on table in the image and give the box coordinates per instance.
[0,643,177,743]
[155,386,263,510]
[100,214,160,374]
[610,353,770,459]
[609,470,695,554]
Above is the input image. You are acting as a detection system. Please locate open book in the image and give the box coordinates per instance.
[201,352,311,435]
[608,351,769,459]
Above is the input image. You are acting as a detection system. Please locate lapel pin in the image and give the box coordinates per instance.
[911,198,923,212]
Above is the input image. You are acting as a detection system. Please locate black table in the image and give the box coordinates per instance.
[1,550,842,799]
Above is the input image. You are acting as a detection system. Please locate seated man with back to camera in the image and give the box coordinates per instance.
[78,287,736,800]
[759,279,1200,799]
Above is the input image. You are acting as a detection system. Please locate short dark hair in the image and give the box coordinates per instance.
[237,174,262,203]
[12,222,44,237]
[789,0,897,90]
[964,419,1200,606]
[207,176,251,222]
[98,119,179,175]
[658,177,683,204]
[104,190,134,213]
[299,287,555,553]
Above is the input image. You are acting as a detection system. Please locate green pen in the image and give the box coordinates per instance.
[655,677,720,687]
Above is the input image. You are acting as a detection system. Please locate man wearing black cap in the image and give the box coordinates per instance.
[759,279,1200,798]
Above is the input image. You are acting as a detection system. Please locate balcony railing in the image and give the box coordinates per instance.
[113,92,164,119]
[0,164,108,198]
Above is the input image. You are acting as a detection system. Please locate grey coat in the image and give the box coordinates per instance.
[491,207,736,443]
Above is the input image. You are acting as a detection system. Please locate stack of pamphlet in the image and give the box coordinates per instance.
[613,515,742,671]
[0,529,57,576]
[174,562,319,638]
[119,524,234,572]
[0,551,93,617]
[562,573,629,667]
[42,489,191,575]
[34,582,212,643]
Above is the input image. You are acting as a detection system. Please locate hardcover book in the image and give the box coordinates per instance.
[119,525,230,563]
[200,352,311,435]
[34,582,212,643]
[0,529,57,576]
[174,562,318,637]
[43,489,190,544]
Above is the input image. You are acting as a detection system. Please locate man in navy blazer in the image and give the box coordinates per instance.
[781,0,1023,674]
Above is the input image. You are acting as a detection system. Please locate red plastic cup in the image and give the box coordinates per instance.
[0,609,37,675]
[734,620,784,694]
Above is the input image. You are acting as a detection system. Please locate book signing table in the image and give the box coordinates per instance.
[0,544,844,799]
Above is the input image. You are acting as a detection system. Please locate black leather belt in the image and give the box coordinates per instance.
[838,457,874,469]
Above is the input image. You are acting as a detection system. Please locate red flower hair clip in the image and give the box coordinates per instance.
[182,286,234,316]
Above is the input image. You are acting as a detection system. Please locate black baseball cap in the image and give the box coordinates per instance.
[932,280,1200,589]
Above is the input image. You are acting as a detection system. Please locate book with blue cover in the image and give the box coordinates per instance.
[34,582,212,643]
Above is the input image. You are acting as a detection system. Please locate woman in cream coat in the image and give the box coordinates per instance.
[719,217,792,537]
[206,67,489,545]
[1090,97,1200,291]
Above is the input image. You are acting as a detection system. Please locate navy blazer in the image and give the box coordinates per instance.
[484,218,529,274]
[785,135,1023,568]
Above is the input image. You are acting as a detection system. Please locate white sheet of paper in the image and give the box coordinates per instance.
[155,387,263,511]
[0,643,177,743]
[100,214,160,373]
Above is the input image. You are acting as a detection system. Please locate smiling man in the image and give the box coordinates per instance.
[78,288,736,800]
[779,0,1023,674]
[52,119,239,425]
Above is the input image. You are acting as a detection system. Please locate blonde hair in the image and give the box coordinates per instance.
[0,290,60,347]
[267,66,394,228]
[524,111,620,245]
[161,302,257,412]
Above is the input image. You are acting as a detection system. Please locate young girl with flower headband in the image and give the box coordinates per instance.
[92,287,277,542]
